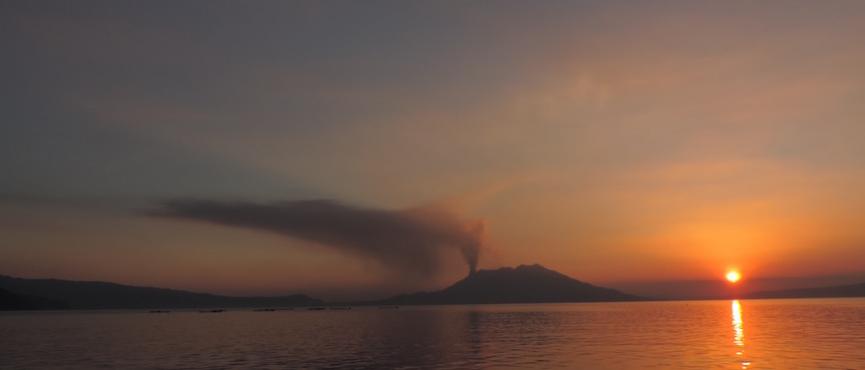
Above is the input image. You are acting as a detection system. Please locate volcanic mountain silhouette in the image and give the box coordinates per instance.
[380,264,640,305]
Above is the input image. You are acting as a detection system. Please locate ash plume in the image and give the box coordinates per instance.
[152,199,484,277]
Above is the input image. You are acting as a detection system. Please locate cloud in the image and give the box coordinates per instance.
[151,199,484,278]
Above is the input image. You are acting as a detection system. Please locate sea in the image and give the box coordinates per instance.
[2,298,864,369]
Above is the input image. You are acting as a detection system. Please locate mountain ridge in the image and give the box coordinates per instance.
[747,282,865,299]
[8,267,864,311]
[378,264,641,305]
[0,274,322,309]
[0,287,68,310]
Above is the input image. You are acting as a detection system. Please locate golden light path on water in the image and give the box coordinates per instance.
[731,300,751,369]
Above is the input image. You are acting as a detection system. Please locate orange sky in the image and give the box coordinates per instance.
[2,1,865,299]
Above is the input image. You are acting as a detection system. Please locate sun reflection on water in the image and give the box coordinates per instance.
[731,300,749,369]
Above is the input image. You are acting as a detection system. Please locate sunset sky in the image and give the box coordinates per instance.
[3,1,865,299]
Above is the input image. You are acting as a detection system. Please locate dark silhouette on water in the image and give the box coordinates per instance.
[0,275,322,309]
[8,268,864,311]
[0,287,68,310]
[747,282,865,299]
[379,264,640,305]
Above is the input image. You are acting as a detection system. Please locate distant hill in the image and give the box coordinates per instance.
[0,288,68,310]
[609,275,865,300]
[380,264,640,305]
[0,275,322,309]
[747,282,865,299]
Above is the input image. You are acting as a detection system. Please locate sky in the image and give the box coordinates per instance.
[2,0,865,300]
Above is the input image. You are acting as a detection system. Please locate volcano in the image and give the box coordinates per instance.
[380,264,640,305]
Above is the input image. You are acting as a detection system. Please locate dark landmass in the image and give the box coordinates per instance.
[610,274,865,300]
[609,279,733,300]
[0,287,68,310]
[378,264,640,305]
[7,267,862,311]
[0,275,322,309]
[747,282,865,299]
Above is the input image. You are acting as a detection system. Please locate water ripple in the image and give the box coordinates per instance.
[2,299,865,369]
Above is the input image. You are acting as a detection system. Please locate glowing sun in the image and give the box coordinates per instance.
[726,270,742,283]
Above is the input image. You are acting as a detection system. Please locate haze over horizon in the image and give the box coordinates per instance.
[3,1,865,300]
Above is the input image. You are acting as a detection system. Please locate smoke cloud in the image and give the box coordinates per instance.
[152,199,484,277]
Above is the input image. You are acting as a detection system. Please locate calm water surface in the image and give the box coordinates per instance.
[2,299,865,369]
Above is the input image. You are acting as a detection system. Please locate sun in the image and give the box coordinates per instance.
[726,270,742,283]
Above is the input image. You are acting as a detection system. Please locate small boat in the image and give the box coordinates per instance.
[328,306,351,310]
[377,305,399,309]
[253,308,277,312]
[148,310,171,313]
[199,309,225,313]
[307,307,326,311]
